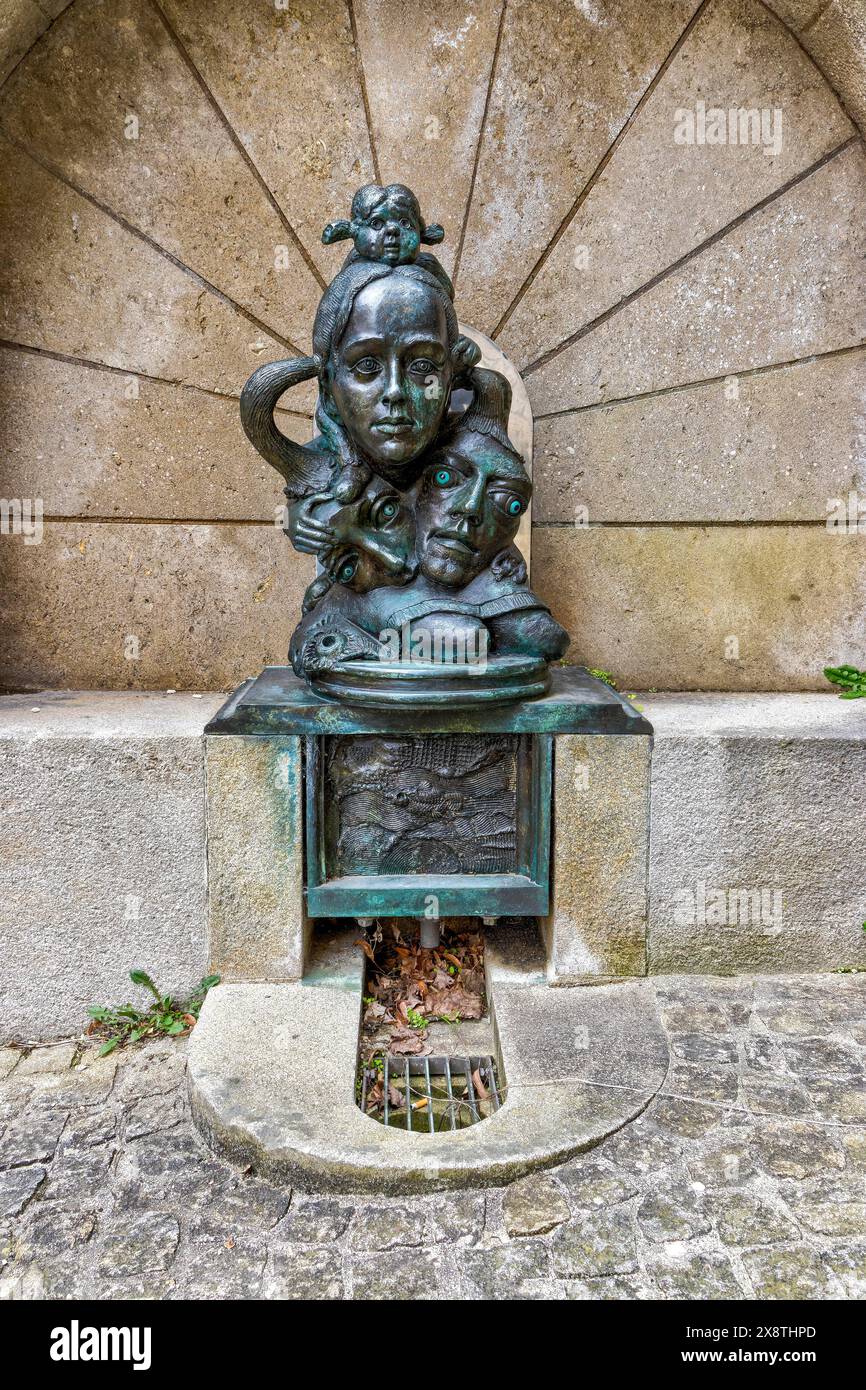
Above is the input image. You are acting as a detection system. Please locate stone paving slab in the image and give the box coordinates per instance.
[1,972,864,1300]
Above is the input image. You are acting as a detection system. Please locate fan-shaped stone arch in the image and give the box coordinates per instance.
[0,0,863,691]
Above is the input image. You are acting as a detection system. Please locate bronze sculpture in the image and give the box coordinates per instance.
[240,182,568,704]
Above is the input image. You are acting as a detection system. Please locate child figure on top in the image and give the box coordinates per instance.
[322,182,453,297]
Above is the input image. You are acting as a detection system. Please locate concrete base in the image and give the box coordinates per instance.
[644,694,866,974]
[3,691,865,1038]
[205,733,309,982]
[188,927,669,1193]
[544,733,651,981]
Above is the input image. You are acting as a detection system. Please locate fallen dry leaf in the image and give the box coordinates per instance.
[389,1031,426,1056]
[358,921,487,1059]
[426,985,483,1020]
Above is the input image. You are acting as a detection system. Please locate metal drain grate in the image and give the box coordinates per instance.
[359,1055,502,1132]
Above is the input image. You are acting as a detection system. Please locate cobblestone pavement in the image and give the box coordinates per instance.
[1,974,864,1300]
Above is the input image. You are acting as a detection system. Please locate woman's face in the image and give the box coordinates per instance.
[328,277,453,473]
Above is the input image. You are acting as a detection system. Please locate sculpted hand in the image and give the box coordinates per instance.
[286,493,335,555]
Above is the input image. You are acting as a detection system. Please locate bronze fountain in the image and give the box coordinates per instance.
[209,182,649,940]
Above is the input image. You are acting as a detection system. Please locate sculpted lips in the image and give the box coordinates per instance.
[372,416,412,437]
[430,529,477,554]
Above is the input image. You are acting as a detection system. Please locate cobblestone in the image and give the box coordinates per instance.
[0,972,863,1299]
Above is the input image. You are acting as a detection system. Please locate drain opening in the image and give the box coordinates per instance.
[359,1055,502,1132]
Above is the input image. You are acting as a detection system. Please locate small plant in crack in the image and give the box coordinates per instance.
[824,664,866,699]
[86,969,220,1055]
[588,667,618,688]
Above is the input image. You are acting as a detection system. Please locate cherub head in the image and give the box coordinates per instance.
[322,183,444,268]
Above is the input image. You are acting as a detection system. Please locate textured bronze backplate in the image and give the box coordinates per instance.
[324,733,518,876]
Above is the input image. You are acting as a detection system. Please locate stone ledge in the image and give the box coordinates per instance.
[0,689,225,738]
[642,693,866,974]
[639,691,866,740]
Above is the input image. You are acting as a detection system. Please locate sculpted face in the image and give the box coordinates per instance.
[328,277,453,474]
[415,437,530,586]
[322,477,416,593]
[353,195,422,265]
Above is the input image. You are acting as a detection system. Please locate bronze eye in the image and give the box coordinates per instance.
[371,495,400,527]
[431,466,457,489]
[410,358,438,376]
[353,356,380,376]
[370,217,384,231]
[336,554,359,585]
[492,491,527,518]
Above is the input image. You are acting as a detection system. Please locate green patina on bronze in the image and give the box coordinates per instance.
[207,667,650,921]
[228,183,651,922]
[206,666,652,739]
[239,181,568,705]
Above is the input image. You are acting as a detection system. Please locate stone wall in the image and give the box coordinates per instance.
[1,0,865,692]
[0,692,221,1039]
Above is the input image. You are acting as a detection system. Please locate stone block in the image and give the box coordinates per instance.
[766,0,826,28]
[0,134,289,397]
[800,0,866,138]
[526,142,866,415]
[0,0,321,352]
[543,733,651,979]
[205,734,308,982]
[0,2,69,85]
[0,345,311,522]
[159,0,375,281]
[531,524,866,692]
[532,347,866,525]
[457,0,698,333]
[0,692,219,1038]
[645,693,866,972]
[351,0,502,280]
[500,0,853,368]
[0,521,315,692]
[16,1044,76,1075]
